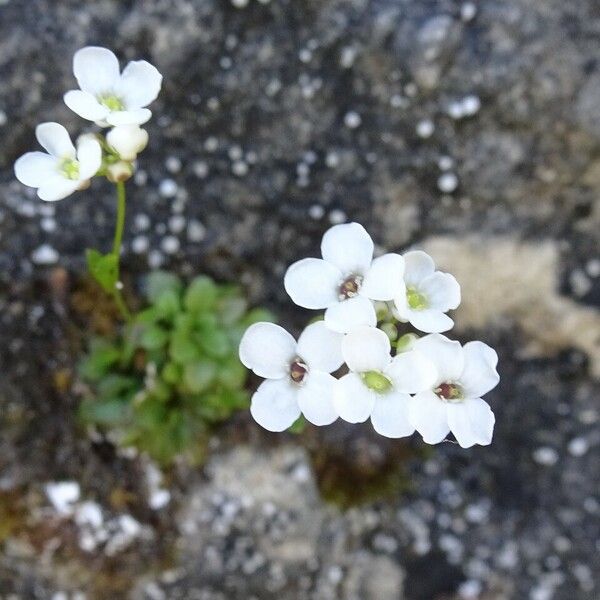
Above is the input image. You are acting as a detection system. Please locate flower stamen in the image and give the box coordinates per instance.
[289,358,309,384]
[435,382,464,403]
[98,94,125,111]
[60,157,80,180]
[339,275,363,300]
[361,370,393,393]
[406,286,428,310]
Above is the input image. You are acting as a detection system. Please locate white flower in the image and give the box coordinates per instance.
[14,123,101,201]
[239,321,344,431]
[106,125,149,161]
[284,223,405,333]
[408,334,499,448]
[334,327,436,437]
[64,46,162,126]
[393,250,461,333]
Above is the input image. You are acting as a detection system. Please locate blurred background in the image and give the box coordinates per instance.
[0,0,599,599]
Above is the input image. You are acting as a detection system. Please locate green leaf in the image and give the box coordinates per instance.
[140,325,169,350]
[289,415,307,434]
[243,308,276,326]
[79,341,121,381]
[183,361,217,393]
[86,249,119,293]
[161,362,182,385]
[97,374,138,398]
[146,271,182,303]
[197,328,230,359]
[170,332,200,363]
[217,357,247,389]
[154,289,180,319]
[79,397,129,426]
[184,276,218,313]
[220,296,248,325]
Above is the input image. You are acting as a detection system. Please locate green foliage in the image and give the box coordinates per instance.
[79,272,274,464]
[86,249,119,293]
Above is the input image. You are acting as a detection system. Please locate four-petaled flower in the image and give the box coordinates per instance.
[239,321,344,431]
[64,46,162,126]
[14,122,101,201]
[284,223,405,333]
[394,250,461,333]
[407,334,499,448]
[334,326,437,437]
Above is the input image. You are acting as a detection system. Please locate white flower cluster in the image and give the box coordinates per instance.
[15,47,162,200]
[240,223,500,448]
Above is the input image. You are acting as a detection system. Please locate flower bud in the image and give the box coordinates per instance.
[106,125,148,161]
[106,161,134,183]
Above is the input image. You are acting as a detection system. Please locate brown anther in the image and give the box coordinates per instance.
[435,382,463,402]
[339,275,363,300]
[290,359,309,384]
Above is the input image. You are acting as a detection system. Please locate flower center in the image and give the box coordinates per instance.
[406,286,428,310]
[289,358,309,384]
[361,370,393,393]
[339,275,363,300]
[60,158,80,180]
[435,382,464,403]
[98,94,125,111]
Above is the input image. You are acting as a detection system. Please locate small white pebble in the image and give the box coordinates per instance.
[461,2,477,22]
[165,156,182,174]
[0,110,7,126]
[161,236,180,255]
[567,437,589,457]
[131,236,150,254]
[344,111,362,129]
[438,172,459,193]
[46,481,80,514]
[204,137,219,152]
[31,244,59,265]
[187,220,206,243]
[585,258,600,278]
[462,94,481,116]
[232,160,249,176]
[532,447,559,466]
[159,179,178,198]
[309,204,325,219]
[416,119,435,138]
[134,213,151,231]
[193,161,209,178]
[438,156,454,170]
[40,217,57,232]
[168,215,186,234]
[231,0,249,7]
[148,250,164,268]
[328,209,346,224]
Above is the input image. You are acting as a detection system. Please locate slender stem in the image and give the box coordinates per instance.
[113,181,127,255]
[112,181,132,322]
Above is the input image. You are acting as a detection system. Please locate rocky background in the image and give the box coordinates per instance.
[0,0,599,599]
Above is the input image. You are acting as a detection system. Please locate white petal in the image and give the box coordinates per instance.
[117,60,162,109]
[239,322,297,379]
[35,122,75,158]
[360,253,405,301]
[324,296,377,333]
[403,250,435,286]
[284,258,342,309]
[342,326,391,372]
[447,397,495,448]
[419,272,461,312]
[297,371,338,426]
[408,391,450,444]
[459,342,500,398]
[385,350,437,394]
[250,379,301,432]
[14,152,57,187]
[37,176,80,201]
[321,222,374,276]
[106,109,152,126]
[371,392,415,438]
[73,46,120,95]
[413,334,464,383]
[76,135,102,180]
[405,309,455,334]
[334,373,377,423]
[64,90,110,122]
[296,321,344,373]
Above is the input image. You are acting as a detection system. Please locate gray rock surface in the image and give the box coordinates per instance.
[0,0,598,599]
